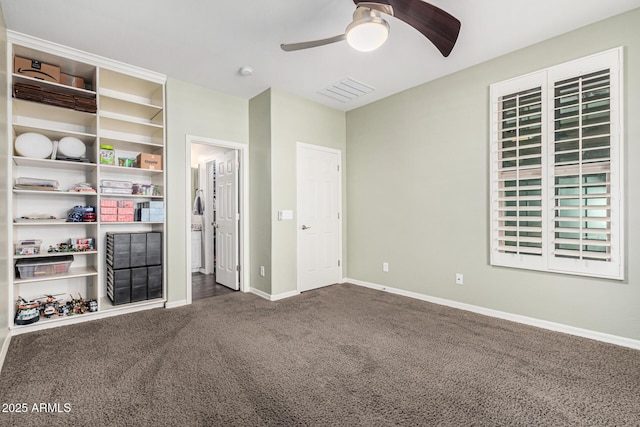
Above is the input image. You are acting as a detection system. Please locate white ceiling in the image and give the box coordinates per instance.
[2,0,639,111]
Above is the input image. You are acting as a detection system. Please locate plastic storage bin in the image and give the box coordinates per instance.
[14,239,42,255]
[15,255,73,279]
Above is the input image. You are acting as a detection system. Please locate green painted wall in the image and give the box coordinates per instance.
[248,89,347,296]
[270,89,347,295]
[248,89,272,294]
[165,83,346,302]
[346,8,640,340]
[165,78,248,303]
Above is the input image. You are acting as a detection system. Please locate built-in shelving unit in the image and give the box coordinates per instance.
[6,32,166,334]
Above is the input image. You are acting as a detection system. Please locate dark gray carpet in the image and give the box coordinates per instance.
[0,283,638,426]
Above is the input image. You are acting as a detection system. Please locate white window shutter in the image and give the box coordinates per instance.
[547,49,623,279]
[491,72,546,271]
[490,47,623,280]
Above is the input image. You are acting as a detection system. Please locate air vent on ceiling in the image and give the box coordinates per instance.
[318,77,375,103]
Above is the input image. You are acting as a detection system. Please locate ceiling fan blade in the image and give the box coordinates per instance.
[354,0,461,57]
[281,34,346,52]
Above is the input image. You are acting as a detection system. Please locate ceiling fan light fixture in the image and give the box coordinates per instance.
[345,10,389,52]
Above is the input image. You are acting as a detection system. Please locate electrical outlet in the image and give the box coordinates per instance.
[455,273,463,285]
[383,262,389,272]
[260,266,265,277]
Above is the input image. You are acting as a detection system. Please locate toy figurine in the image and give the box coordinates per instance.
[15,297,40,325]
[71,293,86,314]
[68,206,85,222]
[40,294,62,318]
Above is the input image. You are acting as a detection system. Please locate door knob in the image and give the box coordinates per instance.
[301,225,311,230]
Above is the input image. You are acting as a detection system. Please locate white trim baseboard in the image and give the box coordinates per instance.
[250,288,300,301]
[165,300,188,309]
[346,278,640,350]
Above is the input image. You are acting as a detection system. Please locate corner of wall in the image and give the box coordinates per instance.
[248,89,273,294]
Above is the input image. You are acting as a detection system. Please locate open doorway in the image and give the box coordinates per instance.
[185,136,249,304]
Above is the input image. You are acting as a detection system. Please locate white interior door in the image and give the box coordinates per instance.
[215,150,239,290]
[297,144,341,292]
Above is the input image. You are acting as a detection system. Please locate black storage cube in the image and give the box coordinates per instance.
[110,286,131,305]
[131,267,147,287]
[130,232,147,253]
[148,287,163,299]
[108,232,131,248]
[107,233,131,269]
[146,232,162,266]
[147,265,162,290]
[105,232,163,306]
[131,286,147,302]
[108,268,131,290]
[131,267,147,302]
[107,268,131,305]
[130,233,147,267]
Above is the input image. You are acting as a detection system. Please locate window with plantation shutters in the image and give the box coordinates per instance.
[496,87,544,257]
[490,48,623,280]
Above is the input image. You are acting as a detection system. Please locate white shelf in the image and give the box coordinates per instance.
[100,221,163,225]
[100,110,163,129]
[99,296,165,314]
[14,266,98,284]
[10,310,100,332]
[13,98,97,135]
[13,73,96,97]
[10,297,165,334]
[99,136,162,151]
[12,43,96,81]
[14,251,98,260]
[99,164,163,176]
[99,124,163,146]
[13,189,98,196]
[7,33,166,333]
[99,94,162,123]
[99,68,163,104]
[13,220,98,226]
[99,194,163,199]
[99,116,163,144]
[13,156,97,171]
[13,123,96,144]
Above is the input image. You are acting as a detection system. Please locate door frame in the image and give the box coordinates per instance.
[185,135,250,304]
[296,142,343,292]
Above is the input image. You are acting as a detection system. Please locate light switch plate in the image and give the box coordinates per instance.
[278,210,293,220]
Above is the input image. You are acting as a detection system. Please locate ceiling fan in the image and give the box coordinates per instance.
[280,0,461,57]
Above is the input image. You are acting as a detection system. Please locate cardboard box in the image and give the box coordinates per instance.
[14,56,60,83]
[100,207,118,215]
[100,199,118,208]
[59,72,85,89]
[117,213,134,222]
[137,153,162,170]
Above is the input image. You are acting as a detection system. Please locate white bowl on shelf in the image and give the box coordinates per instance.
[14,132,53,159]
[57,136,86,158]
